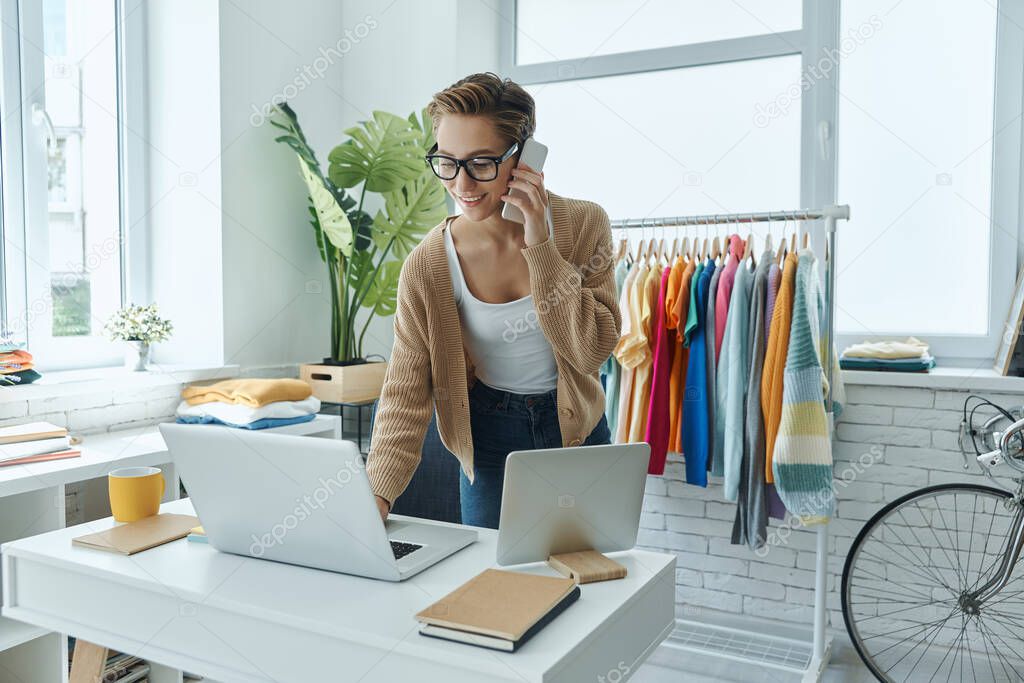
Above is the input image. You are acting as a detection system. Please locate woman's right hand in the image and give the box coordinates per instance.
[374,495,390,522]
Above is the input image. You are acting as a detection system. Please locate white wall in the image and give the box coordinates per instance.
[334,0,502,359]
[146,0,502,368]
[217,0,346,367]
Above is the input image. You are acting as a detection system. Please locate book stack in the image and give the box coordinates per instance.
[415,568,580,652]
[0,421,79,467]
[67,641,150,683]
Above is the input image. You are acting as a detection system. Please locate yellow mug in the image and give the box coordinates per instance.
[109,466,165,522]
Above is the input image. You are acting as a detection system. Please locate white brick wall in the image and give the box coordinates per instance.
[635,380,1024,631]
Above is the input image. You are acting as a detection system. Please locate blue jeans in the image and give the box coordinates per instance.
[460,381,612,529]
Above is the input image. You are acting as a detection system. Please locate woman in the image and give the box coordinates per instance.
[366,72,620,529]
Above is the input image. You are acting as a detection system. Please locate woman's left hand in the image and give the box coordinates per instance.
[502,163,548,247]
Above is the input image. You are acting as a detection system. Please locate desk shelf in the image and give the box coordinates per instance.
[0,414,341,683]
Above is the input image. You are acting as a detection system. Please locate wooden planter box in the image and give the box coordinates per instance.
[300,361,387,404]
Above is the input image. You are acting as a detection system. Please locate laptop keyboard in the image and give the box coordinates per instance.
[390,540,423,560]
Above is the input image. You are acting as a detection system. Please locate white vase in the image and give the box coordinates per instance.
[125,341,151,371]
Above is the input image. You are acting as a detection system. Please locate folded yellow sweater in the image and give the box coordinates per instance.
[841,336,929,360]
[182,378,312,408]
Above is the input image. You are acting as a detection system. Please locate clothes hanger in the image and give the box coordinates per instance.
[802,219,810,249]
[743,213,756,267]
[710,218,721,262]
[775,217,788,266]
[615,232,628,263]
[656,218,666,265]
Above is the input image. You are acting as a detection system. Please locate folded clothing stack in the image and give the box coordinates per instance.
[0,341,41,386]
[840,337,936,372]
[176,378,320,429]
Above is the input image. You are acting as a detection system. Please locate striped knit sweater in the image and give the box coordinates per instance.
[771,249,834,525]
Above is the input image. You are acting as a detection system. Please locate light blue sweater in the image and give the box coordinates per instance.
[716,262,752,501]
[603,260,630,436]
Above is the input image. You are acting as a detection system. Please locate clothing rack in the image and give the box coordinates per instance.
[610,204,850,682]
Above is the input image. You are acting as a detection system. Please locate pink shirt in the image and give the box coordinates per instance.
[714,235,745,363]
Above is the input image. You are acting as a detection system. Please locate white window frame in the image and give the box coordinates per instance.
[0,0,149,370]
[499,0,1024,365]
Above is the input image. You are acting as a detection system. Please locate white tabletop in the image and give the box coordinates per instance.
[2,498,676,682]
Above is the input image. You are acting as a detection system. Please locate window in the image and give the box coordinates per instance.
[526,56,802,220]
[514,0,802,65]
[836,0,1019,361]
[0,0,145,369]
[503,1,832,274]
[503,0,1024,362]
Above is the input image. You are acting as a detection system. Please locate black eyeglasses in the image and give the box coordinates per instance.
[425,141,519,181]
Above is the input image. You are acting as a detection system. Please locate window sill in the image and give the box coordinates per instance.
[841,364,1024,392]
[0,364,241,403]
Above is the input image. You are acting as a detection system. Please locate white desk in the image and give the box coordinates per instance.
[2,498,675,683]
[0,415,341,681]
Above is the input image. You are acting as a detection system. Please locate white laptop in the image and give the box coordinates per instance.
[495,443,650,566]
[159,423,477,581]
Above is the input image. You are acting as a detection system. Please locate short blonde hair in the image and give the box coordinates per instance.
[427,72,535,147]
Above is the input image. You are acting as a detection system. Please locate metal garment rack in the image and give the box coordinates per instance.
[610,205,851,682]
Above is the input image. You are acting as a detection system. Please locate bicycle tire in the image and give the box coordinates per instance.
[842,482,1024,682]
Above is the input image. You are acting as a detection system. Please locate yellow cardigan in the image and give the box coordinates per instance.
[761,251,798,483]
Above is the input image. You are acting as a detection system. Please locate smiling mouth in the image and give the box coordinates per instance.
[458,194,485,205]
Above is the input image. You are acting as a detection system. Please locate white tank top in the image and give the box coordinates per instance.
[444,211,559,394]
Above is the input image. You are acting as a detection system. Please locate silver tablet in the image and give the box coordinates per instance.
[495,443,650,565]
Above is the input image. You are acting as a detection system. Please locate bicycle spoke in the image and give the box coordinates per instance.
[927,610,968,682]
[974,615,1024,681]
[857,598,952,622]
[885,607,960,676]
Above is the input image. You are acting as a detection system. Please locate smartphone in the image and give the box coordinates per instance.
[501,136,549,223]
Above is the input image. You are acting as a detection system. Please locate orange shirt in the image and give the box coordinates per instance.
[668,258,696,452]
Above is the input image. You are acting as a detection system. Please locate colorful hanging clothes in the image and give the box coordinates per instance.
[665,256,688,454]
[762,251,798,484]
[705,262,722,476]
[613,264,644,443]
[603,260,630,438]
[714,236,744,363]
[682,259,715,486]
[763,259,787,519]
[669,258,696,453]
[644,265,674,473]
[733,251,772,550]
[772,249,836,525]
[716,259,752,501]
[627,265,661,443]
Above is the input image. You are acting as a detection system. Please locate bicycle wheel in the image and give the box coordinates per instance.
[842,483,1024,682]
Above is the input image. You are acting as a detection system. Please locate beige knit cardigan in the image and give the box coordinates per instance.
[365,190,622,505]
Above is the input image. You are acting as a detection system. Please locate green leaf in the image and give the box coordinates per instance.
[408,106,436,151]
[372,165,449,259]
[359,259,402,316]
[327,111,423,192]
[298,158,353,257]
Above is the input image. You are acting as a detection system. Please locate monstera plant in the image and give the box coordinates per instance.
[272,103,447,365]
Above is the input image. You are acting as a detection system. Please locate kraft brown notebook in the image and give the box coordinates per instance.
[72,514,200,555]
[415,568,578,642]
[548,550,627,584]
